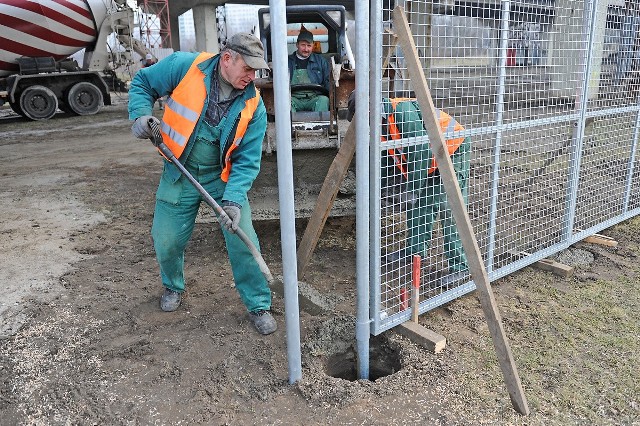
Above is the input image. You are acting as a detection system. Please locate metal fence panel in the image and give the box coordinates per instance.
[370,0,640,334]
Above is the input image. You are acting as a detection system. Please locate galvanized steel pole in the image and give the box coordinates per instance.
[564,0,597,240]
[355,0,371,380]
[370,0,383,332]
[269,0,302,384]
[487,0,511,273]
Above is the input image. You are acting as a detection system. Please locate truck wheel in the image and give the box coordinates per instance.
[19,85,58,120]
[66,82,103,115]
[59,103,73,114]
[9,99,25,117]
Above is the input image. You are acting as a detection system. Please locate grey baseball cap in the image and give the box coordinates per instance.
[225,32,270,70]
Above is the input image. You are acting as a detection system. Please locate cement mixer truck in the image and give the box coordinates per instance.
[0,0,148,120]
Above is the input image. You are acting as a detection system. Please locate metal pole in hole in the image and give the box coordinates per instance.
[487,0,511,273]
[563,0,597,240]
[355,0,371,381]
[269,0,302,384]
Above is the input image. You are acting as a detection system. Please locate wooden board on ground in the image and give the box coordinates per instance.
[395,321,446,353]
[507,251,574,278]
[533,258,575,278]
[583,234,618,247]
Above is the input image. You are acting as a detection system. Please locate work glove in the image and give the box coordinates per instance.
[218,201,242,233]
[131,115,159,139]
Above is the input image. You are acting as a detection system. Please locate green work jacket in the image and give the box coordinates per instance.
[382,98,470,193]
[128,51,267,207]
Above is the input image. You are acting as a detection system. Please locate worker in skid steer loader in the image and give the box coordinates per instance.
[128,33,277,335]
[287,27,331,112]
[347,91,471,287]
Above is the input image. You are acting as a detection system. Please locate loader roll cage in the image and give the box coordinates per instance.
[254,5,355,144]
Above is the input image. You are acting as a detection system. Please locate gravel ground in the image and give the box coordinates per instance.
[0,98,638,425]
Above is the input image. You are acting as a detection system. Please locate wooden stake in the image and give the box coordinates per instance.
[411,255,421,323]
[393,6,530,415]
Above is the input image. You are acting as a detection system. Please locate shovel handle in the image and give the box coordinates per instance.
[147,119,274,283]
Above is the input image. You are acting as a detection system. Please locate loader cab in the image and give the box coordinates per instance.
[255,5,355,149]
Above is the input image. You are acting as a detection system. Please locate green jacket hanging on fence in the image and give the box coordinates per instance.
[382,98,471,273]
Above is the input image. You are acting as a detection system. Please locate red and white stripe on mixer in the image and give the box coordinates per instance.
[0,0,97,76]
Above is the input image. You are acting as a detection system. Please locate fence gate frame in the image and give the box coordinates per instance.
[366,0,640,336]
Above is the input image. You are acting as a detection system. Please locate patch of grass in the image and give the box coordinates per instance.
[620,215,640,233]
[426,249,639,423]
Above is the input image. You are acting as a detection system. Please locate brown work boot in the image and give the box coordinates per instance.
[248,310,277,335]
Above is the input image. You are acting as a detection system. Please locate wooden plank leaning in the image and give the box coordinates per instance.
[392,5,530,415]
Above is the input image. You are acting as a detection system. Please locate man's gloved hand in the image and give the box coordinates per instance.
[131,115,159,139]
[218,201,242,233]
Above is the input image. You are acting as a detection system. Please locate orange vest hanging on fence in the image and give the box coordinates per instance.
[383,98,465,177]
[160,52,261,182]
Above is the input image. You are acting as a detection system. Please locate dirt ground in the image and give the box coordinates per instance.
[1,95,639,425]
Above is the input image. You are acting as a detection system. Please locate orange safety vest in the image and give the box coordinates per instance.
[160,52,261,182]
[384,98,465,177]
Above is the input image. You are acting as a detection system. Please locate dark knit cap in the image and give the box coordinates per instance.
[297,29,314,44]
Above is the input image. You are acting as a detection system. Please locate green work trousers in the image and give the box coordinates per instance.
[290,68,329,112]
[151,161,271,313]
[291,94,330,112]
[405,137,471,272]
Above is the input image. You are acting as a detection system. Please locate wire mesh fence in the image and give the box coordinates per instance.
[370,0,640,333]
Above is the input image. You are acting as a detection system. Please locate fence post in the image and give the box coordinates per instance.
[487,0,512,273]
[564,0,598,240]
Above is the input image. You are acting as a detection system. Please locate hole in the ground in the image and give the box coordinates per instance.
[324,334,401,381]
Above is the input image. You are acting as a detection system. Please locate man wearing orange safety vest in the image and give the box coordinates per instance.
[128,33,277,335]
[348,93,471,286]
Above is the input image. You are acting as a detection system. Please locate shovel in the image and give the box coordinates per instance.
[147,118,274,283]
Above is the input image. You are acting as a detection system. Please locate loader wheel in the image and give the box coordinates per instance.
[19,85,58,120]
[66,82,103,116]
